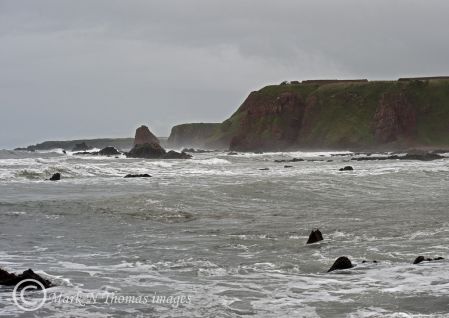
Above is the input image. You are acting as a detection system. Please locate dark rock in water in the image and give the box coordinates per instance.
[339,166,354,171]
[284,165,293,168]
[259,168,269,171]
[227,152,238,155]
[62,150,66,154]
[124,174,151,178]
[99,146,121,156]
[327,256,354,272]
[134,125,160,146]
[362,260,378,264]
[163,150,192,159]
[413,256,444,264]
[49,173,61,181]
[126,143,166,159]
[274,158,304,163]
[0,268,52,289]
[72,142,91,152]
[306,229,323,244]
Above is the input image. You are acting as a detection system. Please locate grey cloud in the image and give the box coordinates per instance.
[1,0,449,148]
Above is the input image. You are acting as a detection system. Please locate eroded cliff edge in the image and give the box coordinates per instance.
[169,78,449,151]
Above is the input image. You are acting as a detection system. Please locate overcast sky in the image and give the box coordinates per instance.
[1,0,449,148]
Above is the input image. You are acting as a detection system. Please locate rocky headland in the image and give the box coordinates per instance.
[167,77,449,152]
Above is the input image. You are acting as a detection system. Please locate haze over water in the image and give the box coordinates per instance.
[1,149,449,317]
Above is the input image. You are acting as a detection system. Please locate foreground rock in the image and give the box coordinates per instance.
[306,229,323,244]
[124,174,151,178]
[327,256,354,272]
[0,268,52,289]
[339,166,354,171]
[49,173,61,181]
[98,146,121,156]
[413,256,444,264]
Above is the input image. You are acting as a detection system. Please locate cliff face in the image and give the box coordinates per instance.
[169,78,449,151]
[167,123,220,149]
[216,79,449,151]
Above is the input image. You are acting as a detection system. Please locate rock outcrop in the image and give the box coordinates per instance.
[134,125,160,146]
[127,126,191,159]
[127,142,166,159]
[229,91,306,151]
[0,268,52,289]
[413,256,444,264]
[98,146,121,156]
[327,256,354,272]
[49,173,61,181]
[339,166,354,171]
[306,229,323,244]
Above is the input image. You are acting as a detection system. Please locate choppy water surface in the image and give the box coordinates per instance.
[1,149,449,317]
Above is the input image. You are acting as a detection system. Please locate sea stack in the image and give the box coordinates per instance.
[134,125,160,146]
[126,125,191,159]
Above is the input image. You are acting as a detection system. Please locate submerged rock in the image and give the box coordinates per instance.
[306,229,323,244]
[49,173,61,181]
[274,158,304,163]
[124,174,151,178]
[327,256,354,272]
[339,166,354,171]
[413,256,444,264]
[0,268,52,289]
[284,165,293,168]
[163,150,192,159]
[259,168,269,171]
[99,146,121,156]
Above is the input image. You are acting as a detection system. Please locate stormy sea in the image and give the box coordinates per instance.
[1,149,449,317]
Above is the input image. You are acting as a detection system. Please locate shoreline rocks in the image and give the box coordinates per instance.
[0,268,52,289]
[352,152,444,161]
